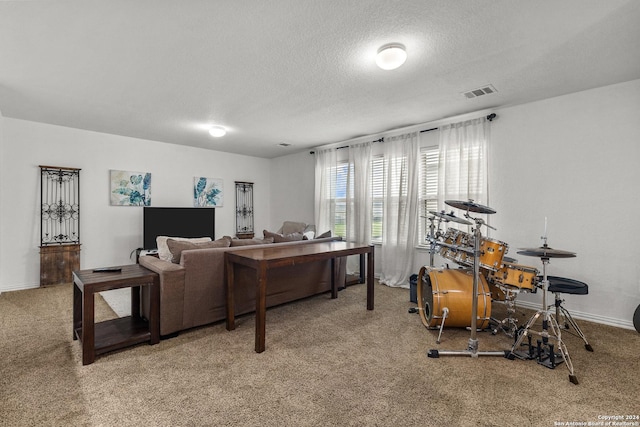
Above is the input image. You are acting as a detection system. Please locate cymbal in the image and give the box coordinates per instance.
[426,209,472,225]
[517,246,576,258]
[445,200,496,214]
[428,210,450,221]
[443,211,472,225]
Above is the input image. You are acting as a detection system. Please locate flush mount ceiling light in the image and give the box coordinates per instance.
[376,43,407,70]
[208,125,226,137]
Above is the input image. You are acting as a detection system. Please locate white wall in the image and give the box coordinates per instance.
[413,79,640,329]
[0,118,271,291]
[3,80,639,328]
[269,150,316,231]
[0,109,3,295]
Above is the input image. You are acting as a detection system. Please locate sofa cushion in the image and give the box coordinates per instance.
[166,236,232,263]
[157,236,213,262]
[230,237,275,246]
[281,221,307,235]
[264,230,304,243]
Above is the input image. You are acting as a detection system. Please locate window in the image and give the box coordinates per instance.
[332,160,350,239]
[322,142,440,247]
[418,145,439,246]
[326,156,384,243]
[371,155,384,243]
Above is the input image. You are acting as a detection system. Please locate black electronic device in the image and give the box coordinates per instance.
[143,207,215,250]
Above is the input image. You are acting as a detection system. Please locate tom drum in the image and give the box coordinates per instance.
[478,237,508,271]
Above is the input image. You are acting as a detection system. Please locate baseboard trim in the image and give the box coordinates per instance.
[516,300,634,330]
[1,282,41,292]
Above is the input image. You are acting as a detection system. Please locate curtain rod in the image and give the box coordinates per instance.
[310,113,496,154]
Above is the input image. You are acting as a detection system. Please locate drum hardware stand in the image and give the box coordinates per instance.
[426,216,439,267]
[436,307,449,344]
[428,212,506,359]
[548,293,593,352]
[506,239,579,384]
[490,286,522,337]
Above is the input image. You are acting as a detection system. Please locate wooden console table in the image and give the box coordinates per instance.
[225,241,374,352]
[73,264,159,365]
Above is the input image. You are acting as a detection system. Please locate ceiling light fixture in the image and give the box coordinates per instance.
[376,43,407,70]
[208,125,226,137]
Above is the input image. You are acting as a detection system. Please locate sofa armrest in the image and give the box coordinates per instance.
[139,255,186,336]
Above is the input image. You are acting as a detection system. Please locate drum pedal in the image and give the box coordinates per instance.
[408,307,418,314]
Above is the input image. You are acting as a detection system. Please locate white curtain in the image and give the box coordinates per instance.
[379,132,420,287]
[314,148,337,236]
[437,117,490,222]
[346,142,372,244]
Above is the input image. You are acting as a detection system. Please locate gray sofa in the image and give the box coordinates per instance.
[140,236,346,336]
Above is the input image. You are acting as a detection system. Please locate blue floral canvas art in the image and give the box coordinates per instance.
[194,177,223,207]
[110,170,152,206]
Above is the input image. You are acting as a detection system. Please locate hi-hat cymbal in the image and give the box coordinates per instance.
[445,199,496,214]
[517,246,576,258]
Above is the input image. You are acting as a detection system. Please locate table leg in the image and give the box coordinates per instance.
[331,258,338,299]
[149,278,160,345]
[367,248,374,310]
[255,263,267,353]
[225,258,236,331]
[73,281,81,341]
[131,285,141,318]
[359,254,365,284]
[82,290,96,365]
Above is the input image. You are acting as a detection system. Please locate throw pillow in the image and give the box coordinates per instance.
[302,224,316,240]
[263,229,304,243]
[281,221,307,235]
[230,237,275,246]
[156,236,212,262]
[166,236,231,264]
[316,230,332,239]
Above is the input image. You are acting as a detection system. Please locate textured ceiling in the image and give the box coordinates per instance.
[1,0,639,158]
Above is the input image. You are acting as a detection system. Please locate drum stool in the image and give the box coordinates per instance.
[540,276,593,352]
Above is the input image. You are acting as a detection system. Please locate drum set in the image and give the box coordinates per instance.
[418,199,581,384]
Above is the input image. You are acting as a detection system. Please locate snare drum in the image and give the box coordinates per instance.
[489,262,538,291]
[479,237,508,271]
[416,266,492,329]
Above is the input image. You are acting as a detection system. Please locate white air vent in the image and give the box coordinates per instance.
[462,84,497,99]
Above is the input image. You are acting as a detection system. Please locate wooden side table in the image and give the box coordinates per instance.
[73,264,159,365]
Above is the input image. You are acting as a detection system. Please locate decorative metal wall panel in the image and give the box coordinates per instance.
[235,181,254,235]
[40,166,80,245]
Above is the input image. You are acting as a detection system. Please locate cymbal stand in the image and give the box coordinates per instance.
[428,215,505,359]
[427,216,437,267]
[506,256,578,384]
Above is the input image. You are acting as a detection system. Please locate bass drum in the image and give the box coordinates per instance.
[417,266,492,329]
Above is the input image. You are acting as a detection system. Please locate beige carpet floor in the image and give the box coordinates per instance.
[1,282,638,426]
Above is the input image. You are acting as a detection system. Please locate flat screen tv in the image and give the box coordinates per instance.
[143,207,215,249]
